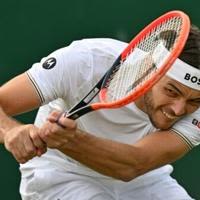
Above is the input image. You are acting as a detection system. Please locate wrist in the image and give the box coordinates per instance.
[58,128,86,152]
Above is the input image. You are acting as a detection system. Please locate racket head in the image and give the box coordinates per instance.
[93,10,190,110]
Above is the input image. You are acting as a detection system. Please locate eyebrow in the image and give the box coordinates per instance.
[167,83,184,95]
[168,83,200,102]
[190,99,200,103]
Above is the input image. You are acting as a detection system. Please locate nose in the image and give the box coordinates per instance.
[170,99,187,116]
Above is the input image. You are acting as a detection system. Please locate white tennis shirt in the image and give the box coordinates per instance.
[21,38,200,178]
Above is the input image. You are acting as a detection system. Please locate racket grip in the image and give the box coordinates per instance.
[55,112,66,128]
[56,105,94,128]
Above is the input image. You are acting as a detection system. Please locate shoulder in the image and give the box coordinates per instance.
[51,38,127,71]
[69,38,128,56]
[171,108,200,149]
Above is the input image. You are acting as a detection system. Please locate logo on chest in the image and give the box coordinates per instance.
[192,118,200,128]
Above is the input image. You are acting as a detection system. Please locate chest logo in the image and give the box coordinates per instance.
[192,118,200,128]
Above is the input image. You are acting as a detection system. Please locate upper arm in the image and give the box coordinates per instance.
[0,41,94,116]
[0,72,41,116]
[132,130,190,175]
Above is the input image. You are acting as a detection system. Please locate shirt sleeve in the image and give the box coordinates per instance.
[171,108,200,149]
[26,40,93,105]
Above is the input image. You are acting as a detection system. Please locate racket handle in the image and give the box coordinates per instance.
[56,105,94,128]
[68,106,93,120]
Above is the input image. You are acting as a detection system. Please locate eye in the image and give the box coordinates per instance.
[164,87,178,97]
[188,100,200,108]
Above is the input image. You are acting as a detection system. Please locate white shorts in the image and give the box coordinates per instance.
[20,165,194,200]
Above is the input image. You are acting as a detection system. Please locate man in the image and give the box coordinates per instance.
[1,25,200,199]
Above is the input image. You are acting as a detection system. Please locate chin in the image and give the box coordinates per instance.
[149,117,174,130]
[155,123,172,130]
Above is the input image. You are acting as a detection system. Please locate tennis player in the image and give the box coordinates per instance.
[1,25,200,199]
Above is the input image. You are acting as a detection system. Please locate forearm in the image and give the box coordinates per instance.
[0,107,21,143]
[0,73,47,162]
[42,113,189,181]
[58,130,189,181]
[58,129,144,181]
[0,72,41,141]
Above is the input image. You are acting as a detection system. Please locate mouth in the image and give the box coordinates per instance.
[162,110,177,120]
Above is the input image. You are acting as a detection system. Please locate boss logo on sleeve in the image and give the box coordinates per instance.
[192,118,200,128]
[42,57,57,69]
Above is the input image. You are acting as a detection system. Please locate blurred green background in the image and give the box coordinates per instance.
[0,0,200,199]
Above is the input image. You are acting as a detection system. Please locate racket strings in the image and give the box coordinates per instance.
[105,16,184,102]
[107,54,155,100]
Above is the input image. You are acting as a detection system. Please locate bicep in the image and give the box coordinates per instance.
[133,130,190,174]
[0,73,41,115]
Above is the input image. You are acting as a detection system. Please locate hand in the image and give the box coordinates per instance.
[4,124,47,163]
[39,111,77,149]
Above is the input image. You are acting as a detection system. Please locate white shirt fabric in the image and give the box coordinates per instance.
[20,38,198,199]
[27,38,200,148]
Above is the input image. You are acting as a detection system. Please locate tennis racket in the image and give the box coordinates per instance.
[57,10,190,123]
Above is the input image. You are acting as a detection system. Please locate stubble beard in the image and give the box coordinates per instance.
[143,92,177,130]
[143,92,162,129]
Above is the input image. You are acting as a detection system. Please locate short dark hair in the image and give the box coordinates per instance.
[179,24,200,69]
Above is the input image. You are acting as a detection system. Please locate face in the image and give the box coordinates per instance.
[136,76,200,130]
